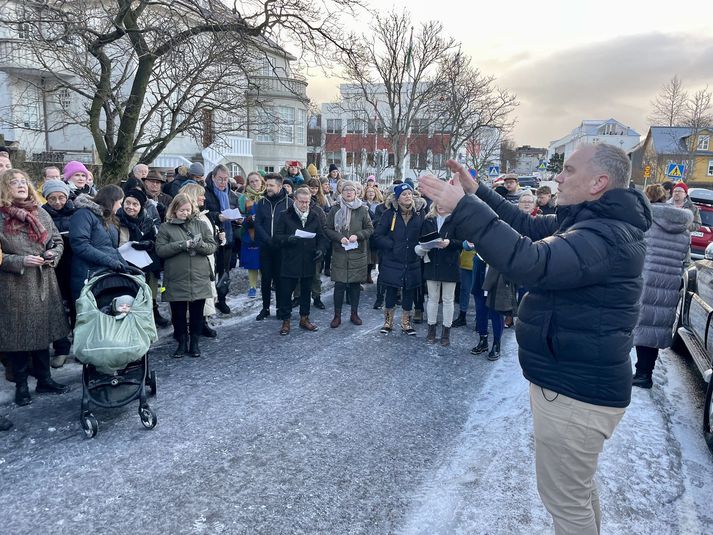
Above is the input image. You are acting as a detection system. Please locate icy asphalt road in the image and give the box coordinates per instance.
[1,285,713,535]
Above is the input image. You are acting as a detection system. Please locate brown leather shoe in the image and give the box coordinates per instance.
[279,319,290,335]
[330,313,341,328]
[299,315,318,331]
[350,311,363,325]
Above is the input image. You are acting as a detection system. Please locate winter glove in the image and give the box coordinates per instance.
[313,250,323,263]
[113,262,128,273]
[286,235,299,245]
[414,244,428,257]
[131,241,153,251]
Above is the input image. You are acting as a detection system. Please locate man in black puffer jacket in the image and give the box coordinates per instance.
[419,143,652,535]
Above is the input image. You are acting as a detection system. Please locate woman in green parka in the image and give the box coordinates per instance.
[156,193,217,358]
[324,180,374,328]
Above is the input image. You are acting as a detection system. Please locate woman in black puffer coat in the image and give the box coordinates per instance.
[41,180,77,367]
[373,183,427,335]
[117,188,168,328]
[416,201,462,346]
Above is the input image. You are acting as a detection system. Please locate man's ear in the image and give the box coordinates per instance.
[591,174,609,196]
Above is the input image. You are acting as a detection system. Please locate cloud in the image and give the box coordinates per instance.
[499,32,713,146]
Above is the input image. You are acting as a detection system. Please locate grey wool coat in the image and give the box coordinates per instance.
[0,208,70,351]
[156,216,217,302]
[324,203,374,283]
[633,203,692,349]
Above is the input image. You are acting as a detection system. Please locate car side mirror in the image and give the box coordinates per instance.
[705,242,713,260]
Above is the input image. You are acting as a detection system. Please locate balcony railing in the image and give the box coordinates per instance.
[0,38,71,76]
[248,75,308,98]
[202,135,253,172]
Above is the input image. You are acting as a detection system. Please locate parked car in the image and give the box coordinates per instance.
[673,242,713,451]
[688,188,713,259]
[517,176,539,189]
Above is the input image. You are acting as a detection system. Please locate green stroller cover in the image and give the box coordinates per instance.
[73,273,158,374]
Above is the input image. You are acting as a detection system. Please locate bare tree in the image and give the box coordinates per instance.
[428,51,517,176]
[0,0,361,182]
[338,9,456,180]
[682,86,713,179]
[648,75,688,127]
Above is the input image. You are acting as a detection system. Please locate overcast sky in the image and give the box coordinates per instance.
[305,0,713,148]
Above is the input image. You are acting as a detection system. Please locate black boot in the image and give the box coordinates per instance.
[452,311,467,328]
[8,352,31,405]
[632,370,653,389]
[201,319,217,338]
[0,415,12,431]
[153,301,171,328]
[373,283,385,309]
[33,350,70,394]
[174,335,187,358]
[470,335,488,355]
[426,324,438,343]
[188,334,201,357]
[313,297,326,310]
[487,341,501,361]
[216,300,231,314]
[15,382,31,406]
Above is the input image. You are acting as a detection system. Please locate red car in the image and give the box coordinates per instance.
[688,188,713,259]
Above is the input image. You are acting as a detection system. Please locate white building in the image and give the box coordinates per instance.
[0,3,308,178]
[548,119,641,160]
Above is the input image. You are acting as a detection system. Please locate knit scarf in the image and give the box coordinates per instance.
[1,200,48,244]
[244,184,265,204]
[212,184,233,243]
[294,204,309,226]
[334,196,363,233]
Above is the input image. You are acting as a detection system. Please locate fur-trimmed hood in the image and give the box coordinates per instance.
[73,193,103,218]
[650,202,693,235]
[383,192,427,212]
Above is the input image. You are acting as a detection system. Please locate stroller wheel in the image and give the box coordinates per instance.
[147,371,157,397]
[81,414,98,438]
[139,407,157,429]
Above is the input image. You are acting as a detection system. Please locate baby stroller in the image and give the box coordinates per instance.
[73,266,159,438]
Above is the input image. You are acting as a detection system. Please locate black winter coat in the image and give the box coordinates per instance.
[420,216,462,283]
[116,208,161,273]
[42,201,76,303]
[445,186,652,408]
[254,189,293,247]
[69,195,126,299]
[373,195,428,290]
[273,205,326,278]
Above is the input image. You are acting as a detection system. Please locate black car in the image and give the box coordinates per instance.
[517,176,539,189]
[673,244,713,451]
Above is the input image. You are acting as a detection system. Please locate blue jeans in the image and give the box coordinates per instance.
[474,291,504,342]
[458,268,473,313]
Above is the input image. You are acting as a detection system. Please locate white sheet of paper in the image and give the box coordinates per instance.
[118,242,152,269]
[419,238,445,250]
[221,208,243,220]
[295,229,316,239]
[342,241,358,251]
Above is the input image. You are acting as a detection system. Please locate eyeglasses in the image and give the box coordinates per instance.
[8,179,28,187]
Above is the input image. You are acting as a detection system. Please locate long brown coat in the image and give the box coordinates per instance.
[324,204,374,283]
[0,208,70,351]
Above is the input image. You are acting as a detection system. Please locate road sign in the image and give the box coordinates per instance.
[488,166,500,177]
[666,163,685,178]
[537,160,547,170]
[643,165,651,179]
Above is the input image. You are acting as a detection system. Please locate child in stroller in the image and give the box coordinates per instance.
[73,267,158,438]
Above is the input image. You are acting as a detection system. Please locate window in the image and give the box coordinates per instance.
[346,118,364,134]
[18,86,41,129]
[326,118,342,135]
[325,151,341,167]
[698,135,710,151]
[56,88,72,109]
[254,107,273,142]
[276,106,294,143]
[708,159,713,176]
[295,108,306,145]
[431,153,445,170]
[263,166,275,173]
[17,23,30,39]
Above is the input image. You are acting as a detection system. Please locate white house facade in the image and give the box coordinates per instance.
[548,119,641,160]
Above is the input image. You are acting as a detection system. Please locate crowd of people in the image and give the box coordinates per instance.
[0,144,704,533]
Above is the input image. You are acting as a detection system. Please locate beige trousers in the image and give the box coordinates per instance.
[529,383,625,535]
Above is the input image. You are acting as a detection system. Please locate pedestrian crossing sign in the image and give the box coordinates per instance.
[666,163,685,178]
[537,160,547,170]
[488,166,500,176]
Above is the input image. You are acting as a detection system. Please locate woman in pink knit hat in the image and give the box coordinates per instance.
[63,160,96,200]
